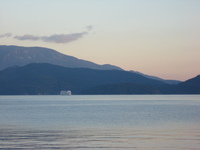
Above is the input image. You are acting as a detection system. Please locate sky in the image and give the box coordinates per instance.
[0,0,200,81]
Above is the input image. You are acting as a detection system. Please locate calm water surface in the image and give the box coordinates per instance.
[0,95,200,149]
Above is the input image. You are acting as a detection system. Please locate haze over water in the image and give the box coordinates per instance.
[0,95,200,149]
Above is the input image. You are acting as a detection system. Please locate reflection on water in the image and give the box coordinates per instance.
[1,95,200,149]
[1,126,200,150]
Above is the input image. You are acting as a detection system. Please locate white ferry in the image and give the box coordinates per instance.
[60,90,72,95]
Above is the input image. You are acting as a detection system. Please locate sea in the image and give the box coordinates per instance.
[0,95,200,150]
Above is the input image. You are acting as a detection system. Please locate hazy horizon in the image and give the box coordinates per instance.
[0,0,200,80]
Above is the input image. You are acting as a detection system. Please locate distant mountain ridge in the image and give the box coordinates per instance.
[130,70,181,84]
[0,45,181,84]
[0,63,167,95]
[0,63,199,95]
[0,45,122,71]
[176,75,200,94]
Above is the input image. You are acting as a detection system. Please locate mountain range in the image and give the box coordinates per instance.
[0,45,199,95]
[0,45,122,71]
[0,63,166,95]
[0,45,180,84]
[0,63,199,95]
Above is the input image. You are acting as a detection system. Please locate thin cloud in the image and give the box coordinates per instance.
[14,34,40,41]
[4,26,93,44]
[14,31,89,44]
[42,32,88,43]
[0,33,12,38]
